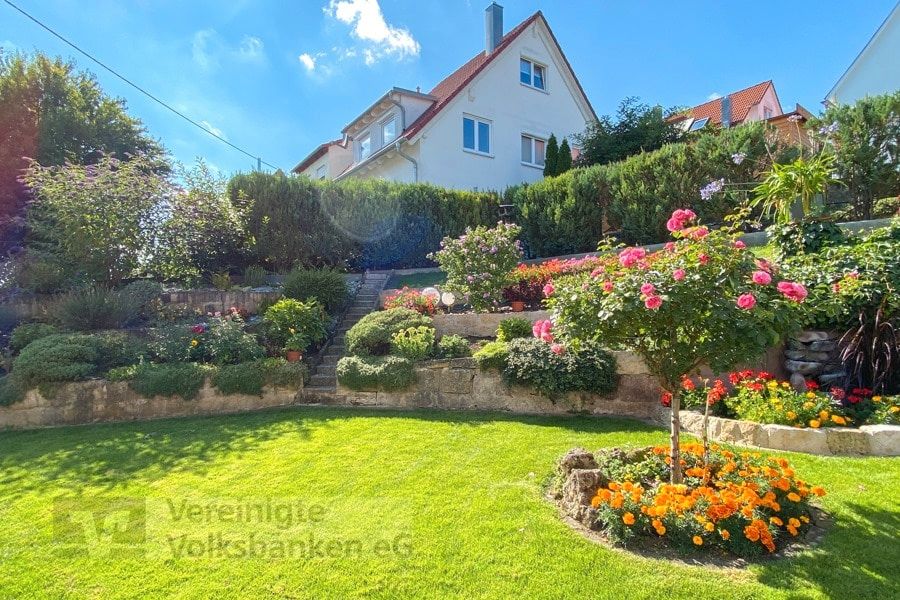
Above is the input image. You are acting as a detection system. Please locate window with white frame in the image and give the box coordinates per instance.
[462,115,491,155]
[315,164,327,180]
[358,134,371,161]
[521,134,546,167]
[382,117,397,145]
[519,58,546,90]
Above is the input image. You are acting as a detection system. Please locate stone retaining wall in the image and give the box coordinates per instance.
[431,310,550,338]
[0,380,301,430]
[680,410,900,456]
[323,352,665,422]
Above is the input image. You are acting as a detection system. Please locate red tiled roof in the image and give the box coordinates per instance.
[292,138,344,173]
[675,80,774,125]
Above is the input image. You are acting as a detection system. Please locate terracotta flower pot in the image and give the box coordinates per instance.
[285,350,302,363]
[510,301,525,312]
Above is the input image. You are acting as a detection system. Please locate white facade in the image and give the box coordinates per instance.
[294,9,595,192]
[826,3,900,106]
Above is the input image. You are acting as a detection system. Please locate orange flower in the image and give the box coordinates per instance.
[704,521,714,532]
[692,535,703,546]
[744,525,760,542]
[719,529,730,540]
[622,512,636,525]
[787,492,801,502]
[769,516,783,526]
[811,486,826,497]
[787,525,798,536]
[831,415,847,425]
[808,419,821,429]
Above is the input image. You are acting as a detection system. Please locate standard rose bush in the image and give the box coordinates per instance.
[548,209,807,482]
[429,222,522,312]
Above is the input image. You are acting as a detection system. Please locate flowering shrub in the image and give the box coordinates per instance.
[429,222,522,312]
[550,209,806,482]
[680,370,900,427]
[263,299,328,351]
[390,326,435,361]
[383,287,437,315]
[502,256,613,305]
[590,443,826,557]
[502,337,617,398]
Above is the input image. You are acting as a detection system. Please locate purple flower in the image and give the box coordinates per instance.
[731,152,746,165]
[787,114,803,123]
[699,178,725,201]
[818,121,839,136]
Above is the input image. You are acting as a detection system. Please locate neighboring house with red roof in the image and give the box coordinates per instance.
[293,4,596,190]
[669,80,784,131]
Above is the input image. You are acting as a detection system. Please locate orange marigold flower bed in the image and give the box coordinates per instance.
[589,443,825,557]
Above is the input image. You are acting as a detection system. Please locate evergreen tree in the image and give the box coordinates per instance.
[543,134,559,177]
[557,138,573,174]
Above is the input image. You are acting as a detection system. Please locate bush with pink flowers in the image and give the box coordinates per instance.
[548,208,808,482]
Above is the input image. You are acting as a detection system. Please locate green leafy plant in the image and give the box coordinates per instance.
[752,153,836,224]
[768,220,846,258]
[429,222,522,312]
[126,362,207,400]
[502,337,617,398]
[282,268,348,313]
[336,355,415,391]
[473,340,508,371]
[390,326,435,361]
[283,333,308,352]
[0,376,26,406]
[212,363,265,396]
[242,265,269,288]
[495,318,533,343]
[205,318,263,365]
[149,324,209,363]
[9,322,60,353]
[437,334,471,359]
[210,271,233,291]
[263,298,328,350]
[11,334,101,388]
[258,357,308,388]
[345,308,432,356]
[48,286,143,331]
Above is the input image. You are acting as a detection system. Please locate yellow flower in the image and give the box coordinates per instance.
[872,396,882,403]
[704,522,715,532]
[190,339,199,347]
[692,535,703,546]
[806,391,816,399]
[786,411,797,420]
[767,381,779,389]
[831,415,847,425]
[819,410,830,420]
[781,382,790,388]
[890,406,899,414]
[808,419,821,428]
[803,401,815,409]
[289,328,296,334]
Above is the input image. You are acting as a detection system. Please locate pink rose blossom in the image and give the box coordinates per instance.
[672,269,686,281]
[602,280,614,293]
[733,240,746,249]
[777,281,808,302]
[590,267,603,278]
[550,343,565,355]
[664,242,677,253]
[644,295,663,310]
[618,247,647,268]
[846,271,859,279]
[699,254,710,265]
[666,218,683,232]
[687,226,709,240]
[640,283,656,295]
[543,283,555,297]
[751,270,772,285]
[736,293,757,310]
[832,283,841,293]
[755,259,772,272]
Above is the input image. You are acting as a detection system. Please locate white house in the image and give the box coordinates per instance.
[825,2,900,106]
[292,4,597,191]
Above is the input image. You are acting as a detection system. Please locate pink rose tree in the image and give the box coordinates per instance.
[547,209,806,483]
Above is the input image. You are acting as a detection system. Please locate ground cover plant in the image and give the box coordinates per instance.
[0,408,896,598]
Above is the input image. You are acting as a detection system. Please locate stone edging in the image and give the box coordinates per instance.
[680,410,900,456]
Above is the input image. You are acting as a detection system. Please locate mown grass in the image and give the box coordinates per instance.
[0,407,897,599]
[385,271,446,290]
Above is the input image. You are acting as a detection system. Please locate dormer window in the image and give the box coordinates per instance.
[382,118,397,146]
[520,58,546,91]
[359,134,371,161]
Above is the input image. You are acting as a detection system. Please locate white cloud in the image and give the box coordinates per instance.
[706,92,722,101]
[192,30,266,70]
[200,120,227,139]
[325,0,420,64]
[298,53,317,71]
[236,36,265,63]
[192,29,218,70]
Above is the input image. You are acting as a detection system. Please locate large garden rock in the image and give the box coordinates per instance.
[785,360,824,375]
[792,331,834,343]
[560,468,606,527]
[559,448,598,475]
[860,425,900,456]
[825,428,870,455]
[764,425,830,455]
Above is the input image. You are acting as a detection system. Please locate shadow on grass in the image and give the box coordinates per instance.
[754,502,900,598]
[0,406,663,499]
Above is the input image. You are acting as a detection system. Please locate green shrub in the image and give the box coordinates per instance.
[0,305,21,334]
[503,338,617,398]
[473,341,508,371]
[128,362,207,400]
[210,271,233,290]
[9,322,60,353]
[496,318,533,343]
[90,331,147,371]
[390,326,435,361]
[118,280,162,319]
[282,268,348,313]
[336,355,415,391]
[14,253,76,293]
[206,318,264,365]
[768,220,847,258]
[49,286,142,331]
[263,298,328,350]
[242,265,269,288]
[0,376,26,406]
[345,308,432,356]
[259,357,308,388]
[149,324,209,363]
[12,334,100,388]
[437,334,471,358]
[212,363,265,396]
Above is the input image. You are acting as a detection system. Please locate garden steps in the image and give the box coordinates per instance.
[305,270,392,394]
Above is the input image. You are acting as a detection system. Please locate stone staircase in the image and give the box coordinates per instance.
[303,272,389,396]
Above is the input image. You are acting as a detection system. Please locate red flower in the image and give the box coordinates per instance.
[707,379,726,405]
[830,387,846,400]
[660,392,672,407]
[805,380,819,391]
[681,376,696,391]
[848,395,861,404]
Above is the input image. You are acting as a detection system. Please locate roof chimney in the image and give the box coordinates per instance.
[721,95,732,128]
[485,3,503,54]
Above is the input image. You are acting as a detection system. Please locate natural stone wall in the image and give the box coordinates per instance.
[0,380,301,430]
[159,289,282,315]
[320,353,666,423]
[431,310,550,338]
[679,410,900,456]
[784,330,844,389]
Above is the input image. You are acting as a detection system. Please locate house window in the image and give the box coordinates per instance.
[521,134,546,167]
[763,107,773,119]
[359,134,371,160]
[463,116,491,155]
[315,165,327,180]
[520,58,546,90]
[382,118,397,145]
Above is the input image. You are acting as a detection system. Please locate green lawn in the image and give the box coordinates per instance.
[0,408,897,599]
[385,271,446,290]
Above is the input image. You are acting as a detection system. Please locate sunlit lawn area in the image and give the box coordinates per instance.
[385,270,447,290]
[0,407,897,599]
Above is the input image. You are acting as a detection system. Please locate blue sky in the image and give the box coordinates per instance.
[1,0,895,175]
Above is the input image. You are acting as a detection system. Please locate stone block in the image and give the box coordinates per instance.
[764,424,830,455]
[785,349,832,362]
[560,468,607,527]
[611,351,650,375]
[808,340,838,352]
[792,331,834,343]
[818,372,847,386]
[449,357,476,370]
[825,428,870,455]
[716,418,761,447]
[785,360,824,375]
[860,425,900,456]
[440,368,475,395]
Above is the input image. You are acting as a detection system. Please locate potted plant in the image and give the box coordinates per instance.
[284,333,308,363]
[502,278,544,311]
